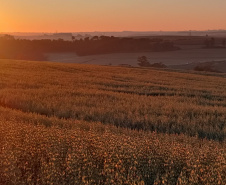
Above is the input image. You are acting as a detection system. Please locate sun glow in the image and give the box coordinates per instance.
[1,0,226,32]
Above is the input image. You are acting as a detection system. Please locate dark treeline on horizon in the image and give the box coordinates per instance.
[0,34,179,61]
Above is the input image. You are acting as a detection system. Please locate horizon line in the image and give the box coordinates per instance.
[1,29,226,34]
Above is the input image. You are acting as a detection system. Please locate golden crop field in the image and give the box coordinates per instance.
[0,59,226,184]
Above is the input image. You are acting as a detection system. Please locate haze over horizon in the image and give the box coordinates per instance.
[1,0,226,32]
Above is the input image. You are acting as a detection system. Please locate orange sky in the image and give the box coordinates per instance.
[1,0,226,32]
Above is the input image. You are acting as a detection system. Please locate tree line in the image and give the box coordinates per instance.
[0,35,179,61]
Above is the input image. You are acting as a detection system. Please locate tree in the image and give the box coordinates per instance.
[91,36,99,41]
[84,37,90,42]
[150,63,166,68]
[137,56,150,67]
[0,34,15,40]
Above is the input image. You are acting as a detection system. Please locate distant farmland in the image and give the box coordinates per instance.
[46,46,226,69]
[0,59,225,184]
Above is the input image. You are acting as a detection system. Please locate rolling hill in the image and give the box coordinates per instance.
[0,59,225,184]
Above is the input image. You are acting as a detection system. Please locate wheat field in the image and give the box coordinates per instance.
[0,59,225,184]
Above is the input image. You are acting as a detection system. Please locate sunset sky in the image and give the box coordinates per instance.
[1,0,226,32]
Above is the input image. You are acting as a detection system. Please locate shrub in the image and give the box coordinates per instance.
[194,63,220,73]
[137,56,151,67]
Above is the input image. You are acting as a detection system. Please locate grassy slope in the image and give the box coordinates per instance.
[0,59,226,184]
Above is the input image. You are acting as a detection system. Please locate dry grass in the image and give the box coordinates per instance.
[0,59,226,184]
